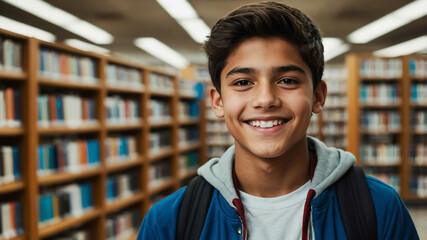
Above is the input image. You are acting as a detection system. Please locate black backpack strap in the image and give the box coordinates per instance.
[335,166,378,240]
[176,175,214,240]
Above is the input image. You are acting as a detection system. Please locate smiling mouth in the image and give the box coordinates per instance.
[245,119,289,129]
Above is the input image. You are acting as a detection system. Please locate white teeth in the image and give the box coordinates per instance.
[248,119,285,128]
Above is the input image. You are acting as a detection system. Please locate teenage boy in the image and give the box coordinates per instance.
[137,2,419,239]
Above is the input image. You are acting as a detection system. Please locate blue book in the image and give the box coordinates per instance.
[56,95,64,122]
[409,59,416,76]
[13,90,21,121]
[47,145,55,171]
[411,85,417,102]
[15,202,23,234]
[37,146,44,172]
[39,48,45,72]
[80,183,93,209]
[46,194,54,221]
[12,146,20,179]
[37,96,43,122]
[106,178,114,200]
[189,101,199,118]
[88,140,100,165]
[38,196,44,223]
[123,137,129,157]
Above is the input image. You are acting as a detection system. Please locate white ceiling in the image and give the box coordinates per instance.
[0,0,426,69]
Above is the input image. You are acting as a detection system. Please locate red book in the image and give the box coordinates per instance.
[10,202,17,234]
[4,87,14,121]
[80,141,88,166]
[48,95,57,124]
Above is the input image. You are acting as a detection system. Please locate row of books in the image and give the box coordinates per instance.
[207,146,229,158]
[0,201,23,239]
[178,79,198,97]
[106,63,144,89]
[46,227,90,240]
[149,130,171,155]
[322,109,347,122]
[38,182,93,225]
[149,73,174,93]
[37,94,97,128]
[178,127,199,148]
[37,139,100,175]
[359,58,402,78]
[106,172,139,202]
[178,101,200,120]
[105,209,139,240]
[324,95,347,108]
[325,80,347,94]
[360,111,400,132]
[105,136,138,164]
[410,174,427,197]
[105,95,140,125]
[411,137,427,164]
[409,58,427,78]
[324,136,347,149]
[206,121,228,133]
[149,159,171,188]
[412,111,427,131]
[323,66,347,81]
[179,151,199,174]
[0,146,20,184]
[0,87,21,127]
[365,169,400,192]
[411,83,427,104]
[39,47,98,84]
[0,37,22,73]
[322,122,347,135]
[360,144,400,165]
[148,99,171,123]
[360,83,401,104]
[207,133,234,146]
[307,115,319,135]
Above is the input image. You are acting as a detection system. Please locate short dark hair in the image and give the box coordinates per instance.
[203,1,324,94]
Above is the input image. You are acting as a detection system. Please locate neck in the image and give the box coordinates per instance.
[234,137,311,198]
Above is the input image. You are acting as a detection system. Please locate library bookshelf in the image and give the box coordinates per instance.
[0,28,206,240]
[346,53,427,201]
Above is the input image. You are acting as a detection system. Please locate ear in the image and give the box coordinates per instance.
[312,80,327,114]
[210,86,224,118]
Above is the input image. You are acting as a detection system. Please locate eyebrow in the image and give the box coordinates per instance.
[225,65,306,78]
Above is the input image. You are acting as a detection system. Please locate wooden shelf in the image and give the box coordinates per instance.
[178,118,200,125]
[179,142,201,153]
[106,158,144,173]
[38,167,102,186]
[360,129,401,134]
[149,148,174,162]
[0,127,24,136]
[179,94,198,100]
[411,103,427,108]
[148,121,173,128]
[106,85,144,94]
[38,209,101,239]
[148,179,174,195]
[360,77,401,82]
[38,77,100,90]
[179,168,198,180]
[105,192,145,214]
[358,162,400,167]
[38,125,101,135]
[0,180,25,194]
[106,122,143,131]
[359,102,402,108]
[412,129,427,135]
[0,71,27,80]
[1,235,24,240]
[148,90,174,98]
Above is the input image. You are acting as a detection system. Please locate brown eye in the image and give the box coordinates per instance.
[233,80,253,86]
[278,78,297,85]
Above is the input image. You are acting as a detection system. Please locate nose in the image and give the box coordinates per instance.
[252,82,280,110]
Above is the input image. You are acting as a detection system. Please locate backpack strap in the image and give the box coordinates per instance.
[335,166,378,240]
[176,175,214,240]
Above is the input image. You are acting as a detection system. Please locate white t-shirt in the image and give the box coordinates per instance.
[239,181,311,240]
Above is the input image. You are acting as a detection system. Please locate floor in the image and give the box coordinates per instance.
[408,206,427,239]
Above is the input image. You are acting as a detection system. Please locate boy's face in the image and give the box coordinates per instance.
[210,37,326,160]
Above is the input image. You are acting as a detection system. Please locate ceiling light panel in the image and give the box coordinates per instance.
[347,0,427,44]
[374,35,427,57]
[3,0,114,45]
[0,16,56,42]
[134,37,189,69]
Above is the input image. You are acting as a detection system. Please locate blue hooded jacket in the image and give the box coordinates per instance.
[137,137,419,239]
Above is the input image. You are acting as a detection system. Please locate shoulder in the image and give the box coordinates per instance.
[365,175,419,239]
[136,187,187,240]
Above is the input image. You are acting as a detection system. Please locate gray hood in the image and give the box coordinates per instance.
[197,136,356,208]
